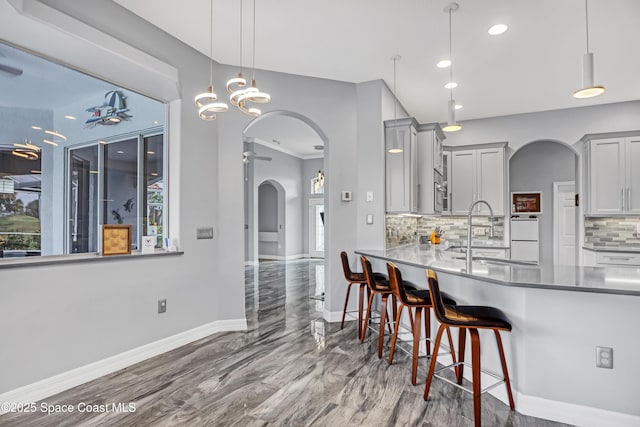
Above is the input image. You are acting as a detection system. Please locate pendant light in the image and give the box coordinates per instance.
[388,54,403,154]
[194,0,228,121]
[238,0,271,117]
[573,0,605,98]
[442,3,462,132]
[226,0,248,106]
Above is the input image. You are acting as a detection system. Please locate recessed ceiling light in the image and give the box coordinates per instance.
[444,82,458,89]
[153,120,159,125]
[44,130,67,141]
[488,24,508,35]
[31,126,42,130]
[116,150,124,154]
[98,140,107,144]
[43,139,58,147]
[30,170,42,174]
[455,104,463,110]
[151,172,159,177]
[89,170,99,174]
[436,59,451,68]
[64,115,77,120]
[147,151,155,155]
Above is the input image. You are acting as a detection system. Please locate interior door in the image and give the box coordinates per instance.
[554,181,576,265]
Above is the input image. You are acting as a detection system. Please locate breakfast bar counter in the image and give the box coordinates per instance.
[356,243,640,296]
[353,243,640,426]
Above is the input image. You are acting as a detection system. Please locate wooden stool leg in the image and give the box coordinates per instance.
[425,307,431,356]
[378,294,389,358]
[423,324,446,401]
[470,329,482,427]
[357,283,366,338]
[388,304,405,365]
[412,307,422,385]
[495,330,515,410]
[408,308,414,330]
[445,326,457,368]
[341,282,354,329]
[457,328,467,384]
[361,291,376,342]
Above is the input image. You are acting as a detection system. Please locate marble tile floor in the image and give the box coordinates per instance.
[0,259,572,427]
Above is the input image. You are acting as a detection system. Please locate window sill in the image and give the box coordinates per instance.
[0,250,184,270]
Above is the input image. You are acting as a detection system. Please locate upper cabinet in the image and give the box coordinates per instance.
[448,143,506,216]
[585,134,640,215]
[385,119,445,214]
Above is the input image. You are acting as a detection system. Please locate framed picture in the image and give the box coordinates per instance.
[511,192,542,214]
[102,224,132,256]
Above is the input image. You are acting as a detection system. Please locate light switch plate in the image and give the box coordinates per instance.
[196,227,214,239]
[341,191,352,201]
[366,214,374,224]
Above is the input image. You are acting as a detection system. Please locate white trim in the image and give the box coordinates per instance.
[6,0,180,102]
[258,253,309,261]
[323,309,343,323]
[515,391,640,427]
[0,319,247,412]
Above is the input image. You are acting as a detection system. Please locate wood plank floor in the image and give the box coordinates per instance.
[0,259,572,426]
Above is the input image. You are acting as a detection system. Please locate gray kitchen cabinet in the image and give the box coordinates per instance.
[585,134,640,215]
[448,143,506,216]
[385,119,445,214]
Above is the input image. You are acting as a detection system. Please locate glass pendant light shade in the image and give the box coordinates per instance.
[573,0,605,99]
[573,52,605,98]
[388,133,404,154]
[443,99,462,132]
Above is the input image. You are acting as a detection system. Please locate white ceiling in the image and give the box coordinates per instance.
[114,0,640,129]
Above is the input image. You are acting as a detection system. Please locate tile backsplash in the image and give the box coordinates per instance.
[584,216,640,247]
[386,215,505,248]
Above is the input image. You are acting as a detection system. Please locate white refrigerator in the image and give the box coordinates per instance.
[510,218,539,263]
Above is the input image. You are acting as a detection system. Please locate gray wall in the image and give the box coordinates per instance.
[509,141,576,266]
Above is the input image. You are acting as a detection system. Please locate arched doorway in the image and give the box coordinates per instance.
[243,110,328,264]
[509,140,579,265]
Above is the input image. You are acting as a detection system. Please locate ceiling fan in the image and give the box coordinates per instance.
[0,63,23,77]
[243,151,272,181]
[0,50,23,78]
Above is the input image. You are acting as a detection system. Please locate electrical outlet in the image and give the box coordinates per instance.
[366,191,374,202]
[158,299,167,314]
[596,346,613,369]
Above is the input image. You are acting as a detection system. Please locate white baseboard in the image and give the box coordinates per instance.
[0,318,247,413]
[323,309,343,323]
[515,392,640,427]
[258,253,309,261]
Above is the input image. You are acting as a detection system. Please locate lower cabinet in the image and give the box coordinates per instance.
[583,249,640,267]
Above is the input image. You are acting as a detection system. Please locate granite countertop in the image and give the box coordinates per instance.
[356,244,640,296]
[582,245,640,253]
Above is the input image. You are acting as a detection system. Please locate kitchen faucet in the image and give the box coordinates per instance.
[466,200,494,273]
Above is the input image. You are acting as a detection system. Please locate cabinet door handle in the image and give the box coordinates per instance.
[628,187,631,210]
[604,256,632,261]
[621,188,625,210]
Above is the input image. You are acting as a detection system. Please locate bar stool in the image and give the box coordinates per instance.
[423,269,515,427]
[386,262,458,385]
[360,255,416,358]
[339,251,384,338]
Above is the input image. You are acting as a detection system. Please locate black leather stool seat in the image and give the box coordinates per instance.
[404,288,456,307]
[442,305,512,331]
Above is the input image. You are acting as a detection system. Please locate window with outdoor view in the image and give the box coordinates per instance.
[0,41,166,259]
